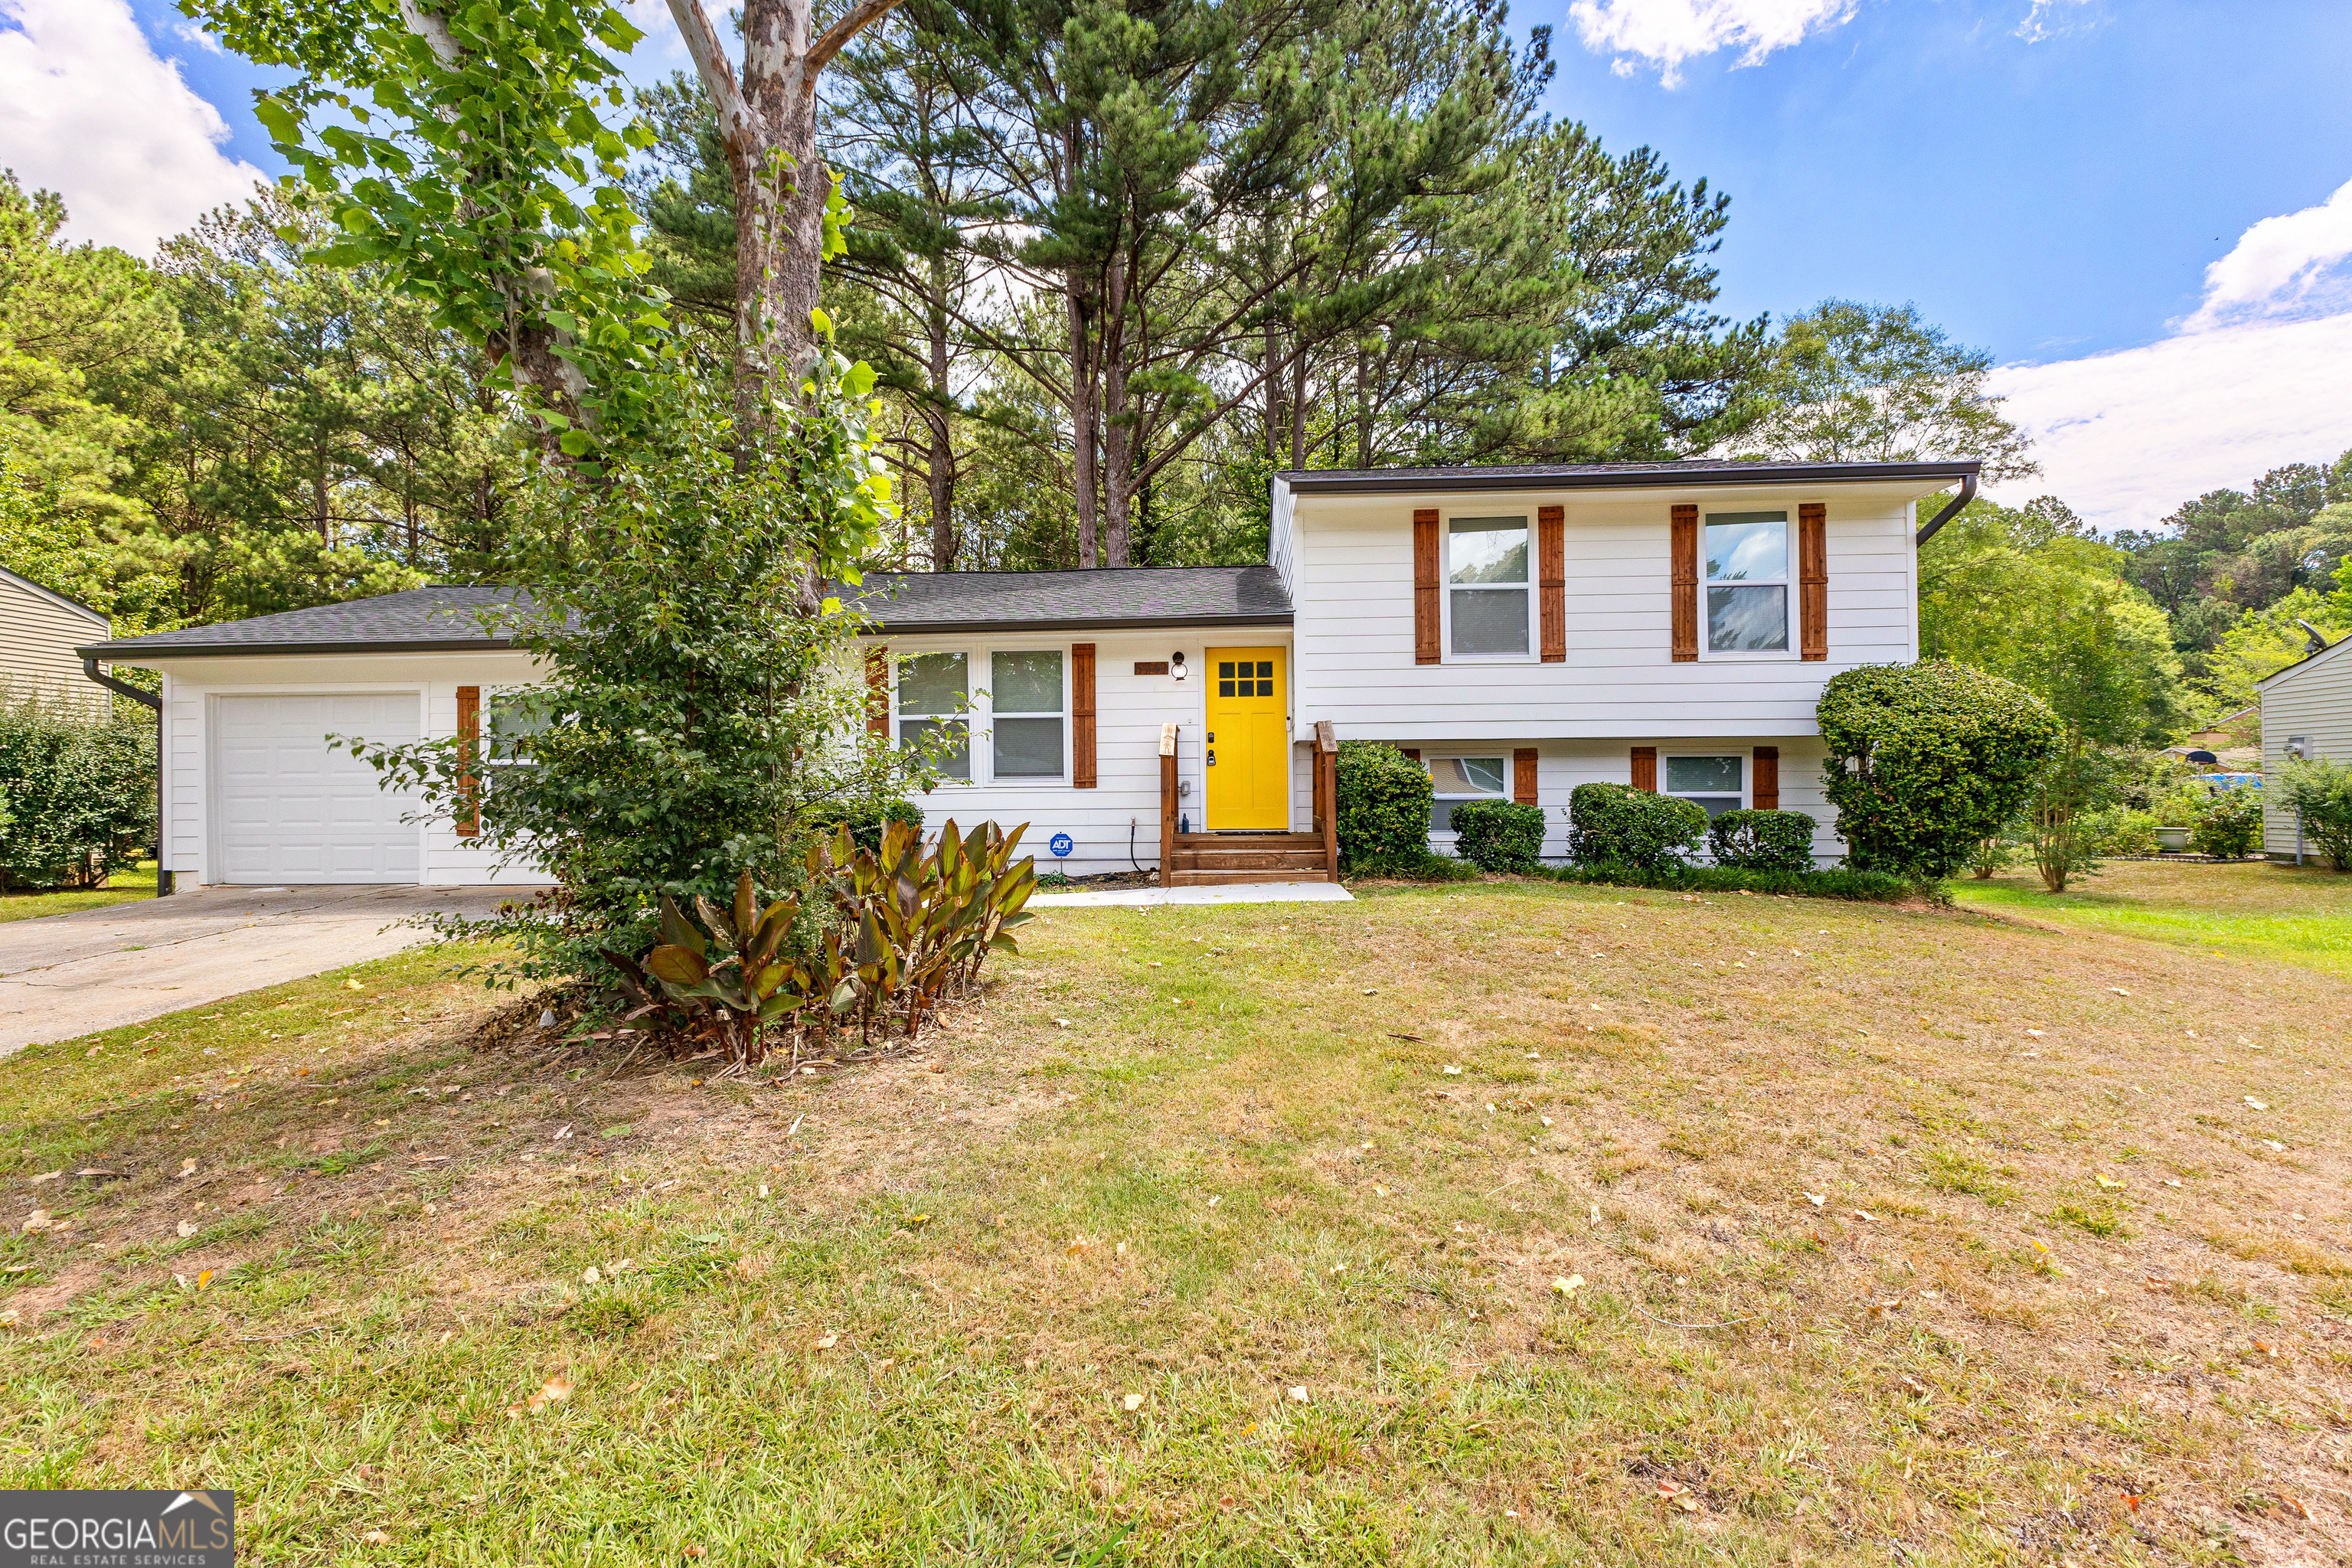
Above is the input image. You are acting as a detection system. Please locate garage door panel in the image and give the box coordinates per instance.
[213,694,420,884]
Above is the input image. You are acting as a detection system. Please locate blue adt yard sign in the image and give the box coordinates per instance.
[1048,833,1074,858]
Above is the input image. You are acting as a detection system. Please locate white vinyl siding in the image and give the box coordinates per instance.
[1289,488,1920,740]
[0,568,111,714]
[2259,639,2352,858]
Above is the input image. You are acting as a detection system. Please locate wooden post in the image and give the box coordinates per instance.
[1315,719,1338,880]
[1159,722,1178,888]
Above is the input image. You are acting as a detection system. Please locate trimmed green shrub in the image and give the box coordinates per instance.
[0,700,155,891]
[1707,808,1817,872]
[814,798,924,853]
[1567,782,1705,868]
[1449,799,1546,873]
[1537,861,1909,901]
[2190,785,2262,859]
[1817,662,2062,882]
[2274,759,2352,870]
[1335,740,1433,867]
[2083,805,2159,857]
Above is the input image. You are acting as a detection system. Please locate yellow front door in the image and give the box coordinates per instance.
[1204,647,1288,830]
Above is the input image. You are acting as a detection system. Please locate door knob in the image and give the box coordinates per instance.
[1207,750,1217,766]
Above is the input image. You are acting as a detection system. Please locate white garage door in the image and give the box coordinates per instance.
[214,694,422,884]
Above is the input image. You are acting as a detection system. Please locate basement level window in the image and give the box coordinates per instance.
[1428,756,1505,832]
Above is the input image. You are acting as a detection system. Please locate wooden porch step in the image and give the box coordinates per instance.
[1169,868,1334,886]
[1174,832,1325,850]
[1173,848,1331,871]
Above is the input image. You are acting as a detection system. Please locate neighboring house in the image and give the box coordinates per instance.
[2,566,113,714]
[2256,634,2352,863]
[77,458,1977,889]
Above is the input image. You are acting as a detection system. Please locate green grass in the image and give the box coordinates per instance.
[0,861,157,924]
[5,881,2350,1563]
[1952,858,2352,978]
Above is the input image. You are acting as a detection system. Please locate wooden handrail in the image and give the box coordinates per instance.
[1314,720,1338,880]
[1159,722,1178,888]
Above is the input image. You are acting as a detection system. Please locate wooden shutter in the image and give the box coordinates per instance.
[1071,642,1096,788]
[1752,745,1779,811]
[865,646,890,735]
[1537,505,1565,662]
[456,684,481,838]
[1798,502,1828,661]
[1630,745,1657,792]
[1670,504,1699,662]
[1512,747,1538,805]
[1413,508,1441,665]
[1401,747,1421,763]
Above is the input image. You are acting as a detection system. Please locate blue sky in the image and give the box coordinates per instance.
[6,0,2351,525]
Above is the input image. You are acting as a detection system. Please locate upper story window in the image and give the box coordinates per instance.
[1449,515,1530,657]
[1705,511,1790,653]
[898,652,970,780]
[988,650,1065,779]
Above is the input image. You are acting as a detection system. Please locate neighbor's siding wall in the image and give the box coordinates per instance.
[2260,642,2352,858]
[150,651,548,886]
[1289,485,1919,741]
[1269,476,1297,599]
[871,626,1295,875]
[0,570,112,714]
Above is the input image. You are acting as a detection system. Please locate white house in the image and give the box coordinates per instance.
[3,565,113,715]
[2256,631,2352,863]
[77,458,1978,889]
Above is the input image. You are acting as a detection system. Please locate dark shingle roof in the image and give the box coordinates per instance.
[845,566,1289,632]
[79,586,531,659]
[1278,458,1981,495]
[77,568,1292,658]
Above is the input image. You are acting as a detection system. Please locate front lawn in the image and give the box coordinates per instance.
[4,880,2347,1563]
[1954,858,2352,978]
[0,861,156,924]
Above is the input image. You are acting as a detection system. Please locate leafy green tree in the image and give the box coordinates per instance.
[1740,301,2035,482]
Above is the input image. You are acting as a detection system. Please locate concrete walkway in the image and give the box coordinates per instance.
[1029,880,1354,909]
[0,885,517,1052]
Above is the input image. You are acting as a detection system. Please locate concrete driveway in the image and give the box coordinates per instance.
[0,885,520,1053]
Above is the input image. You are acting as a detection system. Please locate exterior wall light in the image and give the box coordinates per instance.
[1171,652,1187,681]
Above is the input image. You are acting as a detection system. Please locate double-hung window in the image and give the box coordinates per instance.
[1428,755,1507,832]
[1664,754,1744,818]
[1704,511,1789,653]
[1449,516,1530,657]
[988,650,1065,779]
[897,652,970,780]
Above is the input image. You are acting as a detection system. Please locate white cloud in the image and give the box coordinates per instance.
[2014,0,2099,44]
[2185,175,2352,332]
[1566,0,1857,84]
[0,0,266,253]
[1987,178,2352,530]
[1988,314,2352,531]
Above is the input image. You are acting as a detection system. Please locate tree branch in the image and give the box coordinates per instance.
[808,0,903,77]
[394,0,462,67]
[664,0,751,142]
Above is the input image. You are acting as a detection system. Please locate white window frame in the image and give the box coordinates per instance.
[893,647,974,785]
[1661,750,1748,818]
[1426,753,1509,837]
[1442,513,1537,664]
[1699,508,1798,662]
[982,646,1071,786]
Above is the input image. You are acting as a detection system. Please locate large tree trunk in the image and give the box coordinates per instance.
[1068,286,1100,569]
[668,0,900,426]
[925,251,956,570]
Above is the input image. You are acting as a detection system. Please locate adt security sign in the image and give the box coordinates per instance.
[1048,832,1074,858]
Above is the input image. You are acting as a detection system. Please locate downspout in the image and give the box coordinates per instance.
[1913,472,1978,548]
[81,655,172,897]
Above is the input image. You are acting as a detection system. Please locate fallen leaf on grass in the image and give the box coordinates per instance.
[1851,1210,1874,1223]
[1122,1393,1145,1412]
[1551,1275,1584,1296]
[814,1334,838,1351]
[1442,1065,1462,1076]
[196,1269,214,1291]
[581,1266,600,1285]
[2119,1492,2142,1512]
[1655,1480,1698,1513]
[175,1220,198,1239]
[1287,1385,1310,1403]
[1802,1193,1825,1208]
[20,1210,50,1233]
[362,1528,390,1544]
[2109,986,2132,997]
[2093,1174,2125,1191]
[2243,1096,2268,1111]
[518,1377,571,1415]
